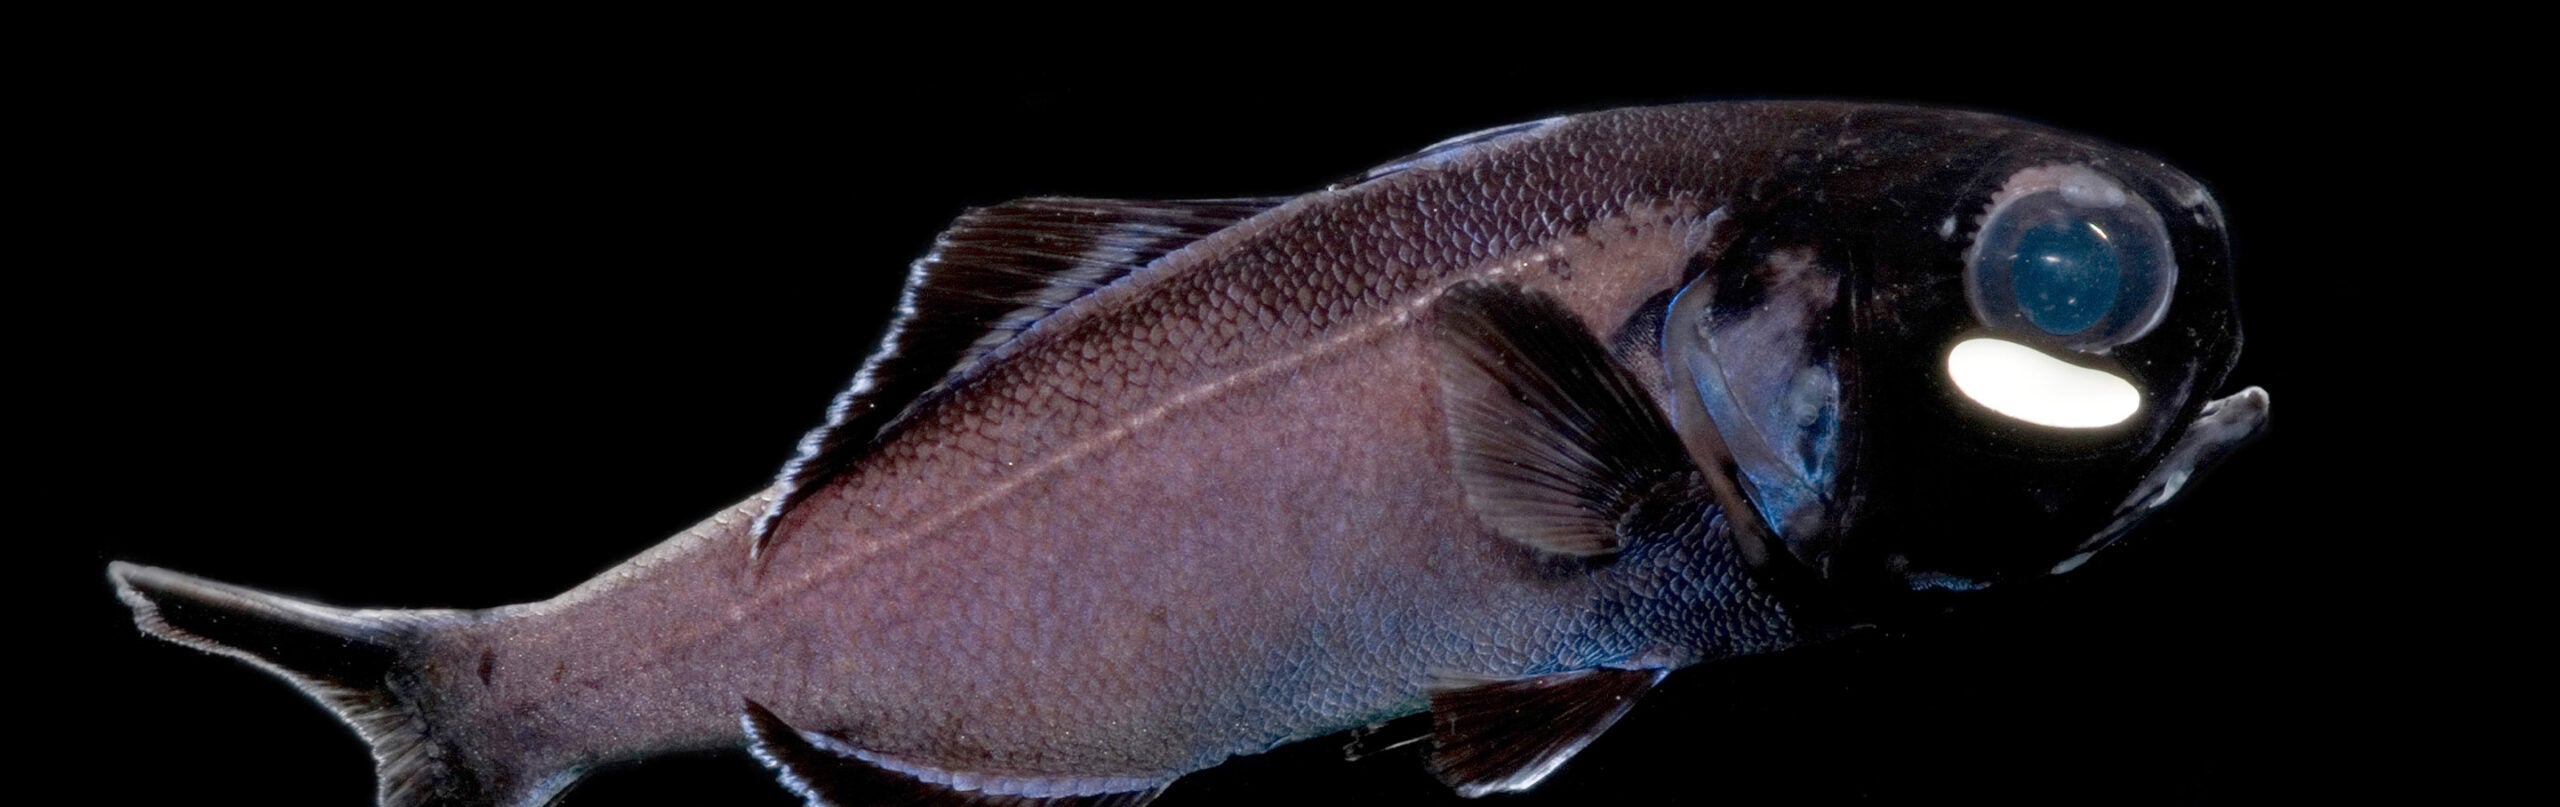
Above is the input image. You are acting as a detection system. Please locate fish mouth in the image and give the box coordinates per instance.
[2049,385,2270,575]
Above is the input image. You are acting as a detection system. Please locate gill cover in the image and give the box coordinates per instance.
[1662,229,1847,575]
[1661,109,2255,609]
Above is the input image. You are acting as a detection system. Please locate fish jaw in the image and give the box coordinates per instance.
[2052,385,2270,574]
[99,99,2271,806]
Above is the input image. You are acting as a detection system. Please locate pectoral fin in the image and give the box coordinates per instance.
[740,701,1166,807]
[1432,281,1702,557]
[1427,668,1668,797]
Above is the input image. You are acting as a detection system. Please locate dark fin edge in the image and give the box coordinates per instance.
[1428,668,1667,798]
[106,562,554,807]
[752,197,1288,560]
[1431,281,1704,557]
[741,700,1165,807]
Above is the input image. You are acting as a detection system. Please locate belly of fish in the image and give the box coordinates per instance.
[755,328,1607,786]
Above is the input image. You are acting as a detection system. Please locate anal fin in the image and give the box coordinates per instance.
[1427,668,1667,797]
[741,701,1165,807]
[1341,713,1433,762]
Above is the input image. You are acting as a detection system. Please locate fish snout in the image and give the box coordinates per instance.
[2053,385,2270,574]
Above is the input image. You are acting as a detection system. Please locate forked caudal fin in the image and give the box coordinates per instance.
[107,562,570,807]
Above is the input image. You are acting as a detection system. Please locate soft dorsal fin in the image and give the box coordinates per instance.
[1430,281,1704,557]
[1427,668,1668,797]
[753,197,1287,557]
[742,701,1167,807]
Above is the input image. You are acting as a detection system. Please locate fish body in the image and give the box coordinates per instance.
[109,101,2265,806]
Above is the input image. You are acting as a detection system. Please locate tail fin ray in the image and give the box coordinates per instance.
[108,562,556,806]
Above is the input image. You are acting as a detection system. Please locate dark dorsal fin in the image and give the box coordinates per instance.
[1427,668,1668,797]
[1431,281,1704,557]
[742,701,1167,807]
[752,197,1287,558]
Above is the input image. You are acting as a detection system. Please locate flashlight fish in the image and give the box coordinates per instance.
[110,101,2266,806]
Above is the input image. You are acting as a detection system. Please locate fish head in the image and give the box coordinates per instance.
[1658,106,2265,619]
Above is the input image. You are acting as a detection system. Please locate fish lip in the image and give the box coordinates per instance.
[2051,385,2270,574]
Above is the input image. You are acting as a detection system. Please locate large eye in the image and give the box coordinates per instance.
[1966,166,2174,352]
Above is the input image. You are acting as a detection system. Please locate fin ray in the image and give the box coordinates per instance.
[1427,668,1667,797]
[1342,713,1433,762]
[742,700,1167,807]
[108,562,563,807]
[754,197,1286,559]
[1431,281,1703,557]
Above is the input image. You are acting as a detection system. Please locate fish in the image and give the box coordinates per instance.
[106,100,2267,806]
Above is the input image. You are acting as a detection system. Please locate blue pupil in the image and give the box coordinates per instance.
[2010,217,2120,335]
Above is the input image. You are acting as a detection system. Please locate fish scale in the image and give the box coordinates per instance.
[109,101,2262,806]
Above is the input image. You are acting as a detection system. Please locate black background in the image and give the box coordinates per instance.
[51,24,2380,806]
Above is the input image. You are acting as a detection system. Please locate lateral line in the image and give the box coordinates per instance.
[740,256,1540,615]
